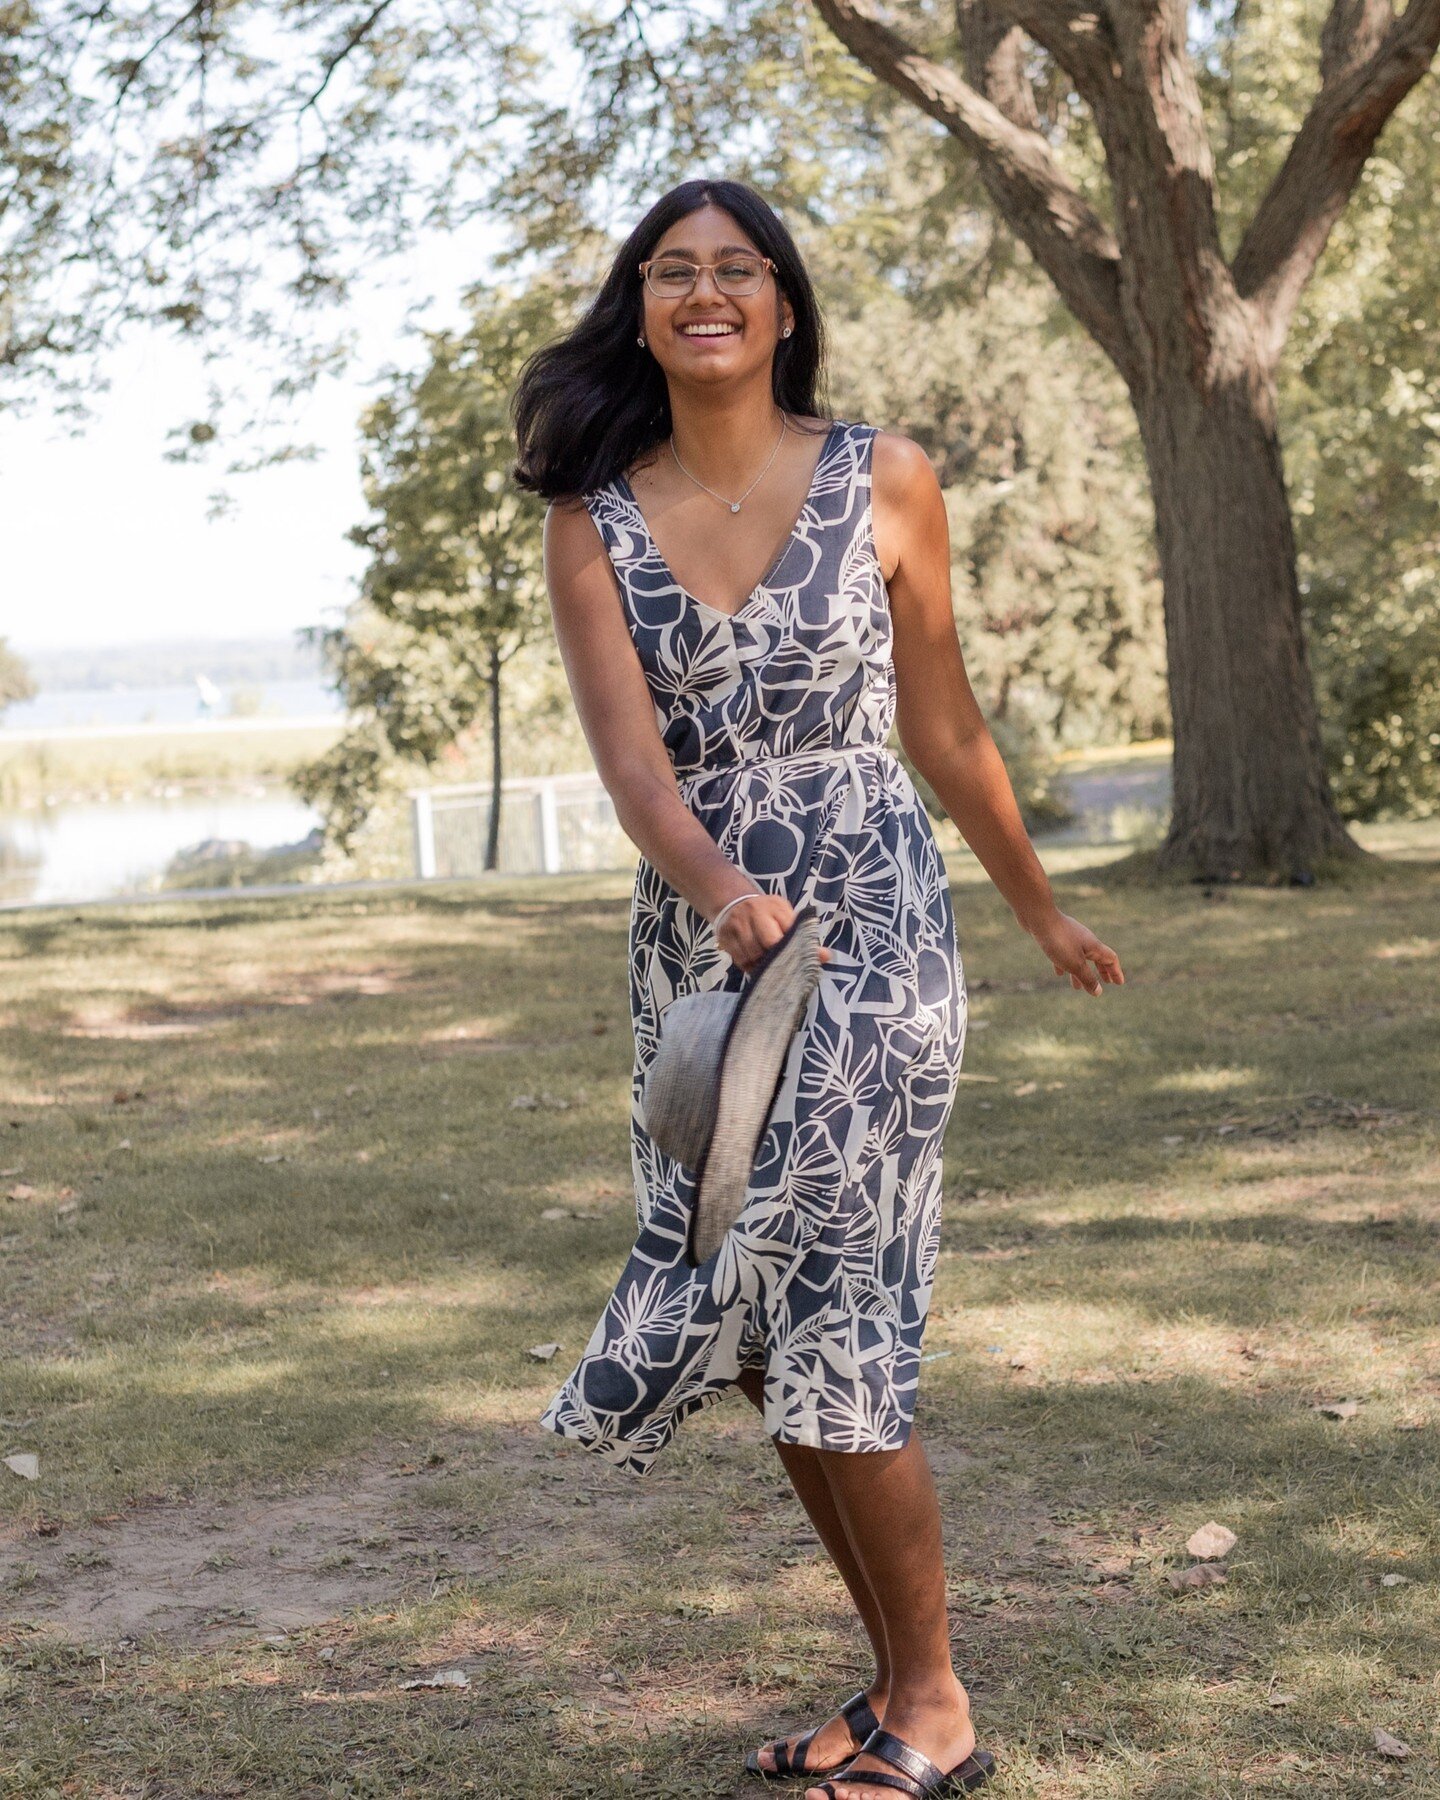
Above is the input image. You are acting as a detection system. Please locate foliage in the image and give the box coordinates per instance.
[829,275,1166,752]
[1307,578,1440,820]
[0,638,37,717]
[291,280,553,850]
[1275,96,1440,819]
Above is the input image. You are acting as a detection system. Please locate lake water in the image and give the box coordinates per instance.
[0,791,324,908]
[4,679,343,732]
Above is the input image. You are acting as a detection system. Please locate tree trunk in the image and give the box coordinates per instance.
[485,639,502,873]
[1131,356,1363,882]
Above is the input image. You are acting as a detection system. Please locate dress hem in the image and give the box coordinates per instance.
[538,1379,918,1474]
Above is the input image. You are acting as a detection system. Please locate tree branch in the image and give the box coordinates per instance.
[956,0,1042,132]
[299,0,402,116]
[980,0,1119,103]
[809,0,1130,375]
[1232,0,1440,360]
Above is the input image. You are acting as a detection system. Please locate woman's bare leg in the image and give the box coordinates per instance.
[801,1429,976,1800]
[736,1369,890,1772]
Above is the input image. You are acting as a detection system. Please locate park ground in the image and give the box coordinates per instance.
[1,823,1437,1797]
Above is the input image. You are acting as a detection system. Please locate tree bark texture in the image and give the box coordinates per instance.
[811,0,1440,879]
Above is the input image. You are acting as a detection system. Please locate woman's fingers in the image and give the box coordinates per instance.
[1047,926,1123,996]
[714,892,833,974]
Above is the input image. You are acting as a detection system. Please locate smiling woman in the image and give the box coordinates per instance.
[508,175,1120,1800]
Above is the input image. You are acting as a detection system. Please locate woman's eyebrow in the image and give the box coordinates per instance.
[653,243,757,260]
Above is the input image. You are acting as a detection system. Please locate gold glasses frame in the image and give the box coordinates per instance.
[638,253,777,298]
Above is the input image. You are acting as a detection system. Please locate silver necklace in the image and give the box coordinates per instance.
[669,412,790,513]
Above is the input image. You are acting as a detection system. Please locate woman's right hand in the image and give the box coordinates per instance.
[713,890,833,976]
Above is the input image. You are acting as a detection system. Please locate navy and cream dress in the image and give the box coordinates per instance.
[539,418,968,1473]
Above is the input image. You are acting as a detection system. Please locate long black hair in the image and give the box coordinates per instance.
[510,179,830,502]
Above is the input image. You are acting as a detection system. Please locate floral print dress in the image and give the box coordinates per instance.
[539,418,968,1473]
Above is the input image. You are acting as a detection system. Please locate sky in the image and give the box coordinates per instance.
[0,225,508,658]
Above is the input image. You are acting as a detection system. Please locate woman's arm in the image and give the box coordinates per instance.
[543,499,827,974]
[872,433,1124,998]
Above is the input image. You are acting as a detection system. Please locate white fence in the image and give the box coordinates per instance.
[407,771,634,879]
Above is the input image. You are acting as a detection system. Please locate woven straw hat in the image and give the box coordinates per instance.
[643,903,824,1266]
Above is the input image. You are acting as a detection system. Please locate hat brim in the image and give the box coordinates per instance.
[685,902,824,1268]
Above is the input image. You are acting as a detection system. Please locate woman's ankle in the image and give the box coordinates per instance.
[882,1672,968,1718]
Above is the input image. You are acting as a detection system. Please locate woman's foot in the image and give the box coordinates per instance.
[753,1687,887,1777]
[802,1681,974,1800]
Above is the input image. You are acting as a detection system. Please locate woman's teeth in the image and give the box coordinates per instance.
[680,324,738,336]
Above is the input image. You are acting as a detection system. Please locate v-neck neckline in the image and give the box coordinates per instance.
[617,420,843,622]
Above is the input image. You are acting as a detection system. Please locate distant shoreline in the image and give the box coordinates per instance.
[0,714,343,745]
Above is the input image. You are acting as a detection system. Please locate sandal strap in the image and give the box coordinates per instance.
[771,1725,819,1776]
[858,1728,950,1789]
[826,1770,928,1800]
[840,1691,881,1741]
[954,1748,997,1790]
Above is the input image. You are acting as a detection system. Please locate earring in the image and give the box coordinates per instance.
[637,333,646,347]
[781,325,792,338]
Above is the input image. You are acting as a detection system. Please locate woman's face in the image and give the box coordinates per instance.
[639,203,794,386]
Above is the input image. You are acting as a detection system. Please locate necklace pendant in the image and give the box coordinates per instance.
[730,501,741,513]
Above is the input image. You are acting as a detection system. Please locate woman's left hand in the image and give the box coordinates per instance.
[1023,909,1124,996]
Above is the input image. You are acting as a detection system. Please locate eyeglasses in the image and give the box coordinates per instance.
[639,253,775,298]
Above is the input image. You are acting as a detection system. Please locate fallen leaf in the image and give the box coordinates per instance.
[527,1343,561,1362]
[116,1138,132,1151]
[540,1207,569,1221]
[1186,1521,1238,1560]
[1012,1081,1038,1097]
[1373,1729,1410,1760]
[402,1668,470,1690]
[6,1184,35,1202]
[1379,1573,1409,1588]
[4,1453,39,1481]
[1317,1399,1360,1420]
[1167,1562,1227,1593]
[258,1153,285,1164]
[1267,1693,1298,1708]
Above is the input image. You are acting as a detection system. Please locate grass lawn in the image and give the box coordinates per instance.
[1,833,1437,1797]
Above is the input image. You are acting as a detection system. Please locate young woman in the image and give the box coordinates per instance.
[511,178,1124,1800]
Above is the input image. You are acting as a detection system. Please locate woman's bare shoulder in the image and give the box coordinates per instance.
[544,493,607,581]
[868,429,944,583]
[870,427,939,495]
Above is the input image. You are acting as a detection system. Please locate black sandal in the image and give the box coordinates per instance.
[815,1725,997,1798]
[745,1690,882,1782]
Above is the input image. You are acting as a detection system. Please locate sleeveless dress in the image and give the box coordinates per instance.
[538,418,968,1474]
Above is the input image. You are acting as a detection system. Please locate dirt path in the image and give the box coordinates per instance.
[0,1443,509,1649]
